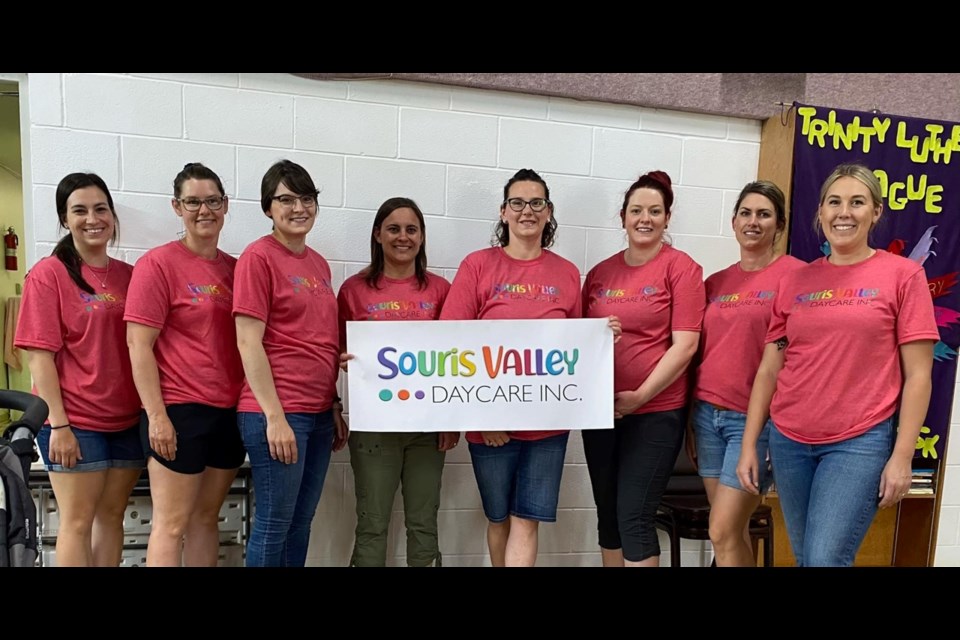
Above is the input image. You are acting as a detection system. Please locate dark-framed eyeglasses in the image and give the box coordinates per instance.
[177,196,226,212]
[272,193,318,209]
[504,197,550,213]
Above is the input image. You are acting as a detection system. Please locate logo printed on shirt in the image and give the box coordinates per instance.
[490,282,561,303]
[186,282,233,305]
[591,285,658,305]
[367,299,438,320]
[79,290,124,313]
[288,275,333,296]
[793,286,880,308]
[709,289,776,309]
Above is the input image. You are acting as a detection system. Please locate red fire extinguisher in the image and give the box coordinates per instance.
[4,227,18,271]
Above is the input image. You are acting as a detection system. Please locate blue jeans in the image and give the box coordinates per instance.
[238,411,335,567]
[768,417,894,567]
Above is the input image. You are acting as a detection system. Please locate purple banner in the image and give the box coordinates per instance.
[790,103,960,460]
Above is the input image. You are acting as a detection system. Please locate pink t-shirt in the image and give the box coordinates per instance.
[124,240,243,408]
[233,235,339,414]
[582,245,705,414]
[440,247,581,443]
[766,250,939,444]
[337,271,451,347]
[695,255,805,413]
[16,256,140,431]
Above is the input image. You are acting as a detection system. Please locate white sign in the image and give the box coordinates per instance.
[345,318,614,432]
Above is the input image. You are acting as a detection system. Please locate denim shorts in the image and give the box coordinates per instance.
[468,432,569,523]
[692,400,773,493]
[36,423,144,473]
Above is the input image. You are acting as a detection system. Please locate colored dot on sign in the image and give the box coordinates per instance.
[415,390,425,400]
[379,389,393,401]
[398,390,410,401]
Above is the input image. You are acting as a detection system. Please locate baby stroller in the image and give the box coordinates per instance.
[0,390,48,567]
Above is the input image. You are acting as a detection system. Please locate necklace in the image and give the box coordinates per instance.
[83,258,111,289]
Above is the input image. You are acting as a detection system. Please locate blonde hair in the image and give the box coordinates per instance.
[813,163,883,234]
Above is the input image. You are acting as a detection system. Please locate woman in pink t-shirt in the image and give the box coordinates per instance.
[126,162,245,567]
[440,168,619,567]
[691,180,803,566]
[233,160,347,567]
[16,173,141,566]
[737,164,939,566]
[338,197,454,566]
[581,170,705,567]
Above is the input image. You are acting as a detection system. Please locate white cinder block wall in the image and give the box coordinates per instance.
[21,71,861,567]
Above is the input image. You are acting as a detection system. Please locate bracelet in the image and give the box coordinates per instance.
[50,424,71,430]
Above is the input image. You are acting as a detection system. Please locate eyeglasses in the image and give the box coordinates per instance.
[272,194,318,209]
[177,196,226,212]
[504,198,550,213]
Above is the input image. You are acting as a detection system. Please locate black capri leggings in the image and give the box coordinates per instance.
[582,409,685,562]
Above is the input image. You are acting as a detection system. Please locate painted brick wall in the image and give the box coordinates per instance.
[24,72,767,566]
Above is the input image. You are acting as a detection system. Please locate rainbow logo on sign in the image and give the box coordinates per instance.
[375,345,579,401]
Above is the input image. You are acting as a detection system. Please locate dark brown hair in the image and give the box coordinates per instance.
[52,173,118,294]
[363,197,429,290]
[494,168,557,248]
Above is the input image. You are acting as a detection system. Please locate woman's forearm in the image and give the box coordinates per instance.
[894,371,932,460]
[633,333,698,405]
[128,341,168,420]
[26,350,68,426]
[237,337,285,420]
[743,342,786,447]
